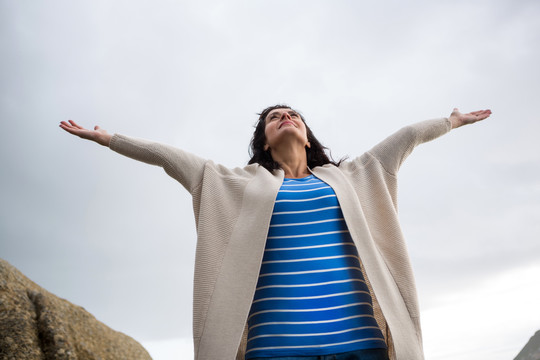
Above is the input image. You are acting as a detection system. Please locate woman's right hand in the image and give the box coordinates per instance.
[59,120,112,147]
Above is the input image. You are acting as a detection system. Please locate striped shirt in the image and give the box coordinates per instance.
[246,175,386,359]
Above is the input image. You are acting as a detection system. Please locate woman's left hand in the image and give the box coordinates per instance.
[449,108,492,129]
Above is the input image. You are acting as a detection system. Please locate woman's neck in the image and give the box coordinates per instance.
[270,144,310,179]
[282,166,311,179]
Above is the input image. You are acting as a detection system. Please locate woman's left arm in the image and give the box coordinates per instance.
[367,108,492,175]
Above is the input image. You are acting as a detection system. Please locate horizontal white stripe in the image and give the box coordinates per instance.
[283,176,314,181]
[278,186,330,193]
[273,206,340,215]
[265,242,353,252]
[259,266,362,277]
[256,278,365,291]
[281,180,318,186]
[264,243,355,252]
[249,314,375,329]
[267,230,348,240]
[252,290,370,304]
[248,301,372,320]
[275,194,336,203]
[247,325,381,342]
[270,218,344,228]
[262,255,357,265]
[246,337,385,353]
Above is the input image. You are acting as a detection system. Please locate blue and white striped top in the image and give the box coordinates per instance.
[245,175,387,359]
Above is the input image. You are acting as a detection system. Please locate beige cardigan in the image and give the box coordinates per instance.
[109,118,452,360]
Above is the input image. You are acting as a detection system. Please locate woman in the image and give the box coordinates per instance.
[60,106,491,360]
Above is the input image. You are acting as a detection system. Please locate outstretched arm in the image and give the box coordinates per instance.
[59,120,112,146]
[368,108,492,175]
[59,120,207,193]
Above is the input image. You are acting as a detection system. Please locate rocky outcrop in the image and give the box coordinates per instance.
[515,330,540,360]
[0,258,152,360]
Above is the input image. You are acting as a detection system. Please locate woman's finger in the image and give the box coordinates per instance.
[59,124,80,135]
[68,120,85,129]
[470,110,490,116]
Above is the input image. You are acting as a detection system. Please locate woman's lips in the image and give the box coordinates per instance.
[279,121,294,129]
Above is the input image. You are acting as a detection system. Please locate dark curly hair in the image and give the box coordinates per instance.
[248,104,344,172]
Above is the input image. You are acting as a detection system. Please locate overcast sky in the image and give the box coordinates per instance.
[1,1,539,359]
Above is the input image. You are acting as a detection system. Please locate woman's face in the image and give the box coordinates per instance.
[263,108,310,151]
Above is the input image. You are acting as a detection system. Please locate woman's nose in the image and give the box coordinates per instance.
[280,112,291,120]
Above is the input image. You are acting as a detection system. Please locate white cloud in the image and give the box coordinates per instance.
[422,264,540,360]
[142,337,194,360]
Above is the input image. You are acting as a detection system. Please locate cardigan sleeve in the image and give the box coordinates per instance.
[367,118,452,175]
[109,134,207,194]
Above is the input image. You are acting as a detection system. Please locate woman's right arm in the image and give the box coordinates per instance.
[59,120,206,193]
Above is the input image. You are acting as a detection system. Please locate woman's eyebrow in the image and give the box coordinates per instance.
[266,109,297,121]
[270,110,297,117]
[267,111,282,119]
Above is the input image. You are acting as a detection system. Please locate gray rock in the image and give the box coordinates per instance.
[0,258,152,360]
[515,330,540,360]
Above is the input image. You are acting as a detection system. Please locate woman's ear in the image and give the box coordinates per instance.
[264,144,270,151]
[306,141,311,149]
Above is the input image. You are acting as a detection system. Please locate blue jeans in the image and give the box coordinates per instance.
[249,348,390,360]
